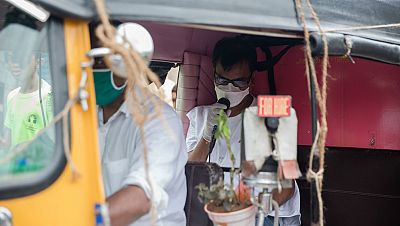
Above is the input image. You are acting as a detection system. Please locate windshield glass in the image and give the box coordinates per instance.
[0,3,55,180]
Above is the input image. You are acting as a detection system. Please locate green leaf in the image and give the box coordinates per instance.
[222,126,230,138]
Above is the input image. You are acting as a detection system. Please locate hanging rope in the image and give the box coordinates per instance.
[0,91,81,180]
[294,0,330,225]
[93,0,166,224]
[324,22,400,33]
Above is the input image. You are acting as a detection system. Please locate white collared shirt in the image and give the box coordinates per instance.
[186,105,301,221]
[98,101,188,226]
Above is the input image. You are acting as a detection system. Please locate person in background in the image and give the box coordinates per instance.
[90,21,187,226]
[0,9,54,173]
[186,36,301,226]
[0,9,53,149]
[171,85,177,109]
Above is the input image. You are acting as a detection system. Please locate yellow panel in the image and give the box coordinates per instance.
[0,19,105,226]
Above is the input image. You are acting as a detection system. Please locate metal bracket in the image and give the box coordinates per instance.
[0,207,12,226]
[79,60,94,112]
[95,203,110,226]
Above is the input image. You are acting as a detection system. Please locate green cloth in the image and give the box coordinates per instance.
[3,80,54,173]
[4,80,53,146]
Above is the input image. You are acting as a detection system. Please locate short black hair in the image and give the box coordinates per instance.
[212,36,257,73]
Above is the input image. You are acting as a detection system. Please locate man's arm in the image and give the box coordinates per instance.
[107,185,151,226]
[187,104,228,162]
[188,138,210,162]
[272,180,295,206]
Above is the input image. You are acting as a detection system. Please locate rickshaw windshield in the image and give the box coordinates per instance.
[0,4,55,184]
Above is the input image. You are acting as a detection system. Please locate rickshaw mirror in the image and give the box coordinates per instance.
[86,47,111,58]
[86,22,154,78]
[5,0,50,22]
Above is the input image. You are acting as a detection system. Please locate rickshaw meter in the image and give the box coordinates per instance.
[241,95,301,225]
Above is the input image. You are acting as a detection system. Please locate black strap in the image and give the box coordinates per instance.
[207,125,218,163]
[240,111,246,163]
[259,45,293,95]
[221,167,240,173]
[264,47,277,95]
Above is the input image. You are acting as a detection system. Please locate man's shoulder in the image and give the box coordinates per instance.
[160,101,182,125]
[6,87,21,102]
[136,99,182,128]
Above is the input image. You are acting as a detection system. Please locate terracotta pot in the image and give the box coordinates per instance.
[204,204,256,226]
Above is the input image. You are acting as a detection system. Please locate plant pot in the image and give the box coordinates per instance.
[204,204,256,226]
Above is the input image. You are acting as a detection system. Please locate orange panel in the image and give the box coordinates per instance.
[0,19,105,226]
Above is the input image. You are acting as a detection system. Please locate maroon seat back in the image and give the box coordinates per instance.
[176,52,217,136]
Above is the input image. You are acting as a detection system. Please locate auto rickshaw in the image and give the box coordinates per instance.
[0,0,399,226]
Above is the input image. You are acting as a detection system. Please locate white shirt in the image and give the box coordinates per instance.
[98,101,188,226]
[186,105,301,221]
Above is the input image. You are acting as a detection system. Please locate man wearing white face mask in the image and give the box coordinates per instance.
[186,36,301,226]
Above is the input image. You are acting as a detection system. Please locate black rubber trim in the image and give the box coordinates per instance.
[310,32,400,65]
[0,16,68,199]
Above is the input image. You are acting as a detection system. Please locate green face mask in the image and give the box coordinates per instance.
[93,69,126,106]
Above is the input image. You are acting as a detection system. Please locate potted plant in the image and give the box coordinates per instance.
[196,110,256,226]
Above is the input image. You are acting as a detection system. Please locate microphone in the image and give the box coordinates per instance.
[217,97,231,113]
[208,98,231,162]
[211,98,231,137]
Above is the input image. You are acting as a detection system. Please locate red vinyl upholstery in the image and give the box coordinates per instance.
[176,52,217,136]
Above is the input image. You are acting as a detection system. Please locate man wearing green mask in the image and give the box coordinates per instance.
[90,23,187,226]
[93,68,126,106]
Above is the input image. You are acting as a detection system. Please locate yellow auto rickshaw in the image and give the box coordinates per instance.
[0,0,399,226]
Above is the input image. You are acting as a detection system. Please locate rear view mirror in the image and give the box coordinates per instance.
[86,22,154,78]
[5,0,50,22]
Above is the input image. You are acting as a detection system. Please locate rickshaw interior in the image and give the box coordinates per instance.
[116,21,400,226]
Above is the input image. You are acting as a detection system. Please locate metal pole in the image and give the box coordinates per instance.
[309,66,319,225]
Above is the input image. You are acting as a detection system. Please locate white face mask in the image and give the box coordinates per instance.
[215,83,250,107]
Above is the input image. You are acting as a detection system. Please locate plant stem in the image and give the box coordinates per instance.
[225,136,237,203]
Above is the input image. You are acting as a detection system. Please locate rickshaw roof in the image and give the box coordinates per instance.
[34,0,400,45]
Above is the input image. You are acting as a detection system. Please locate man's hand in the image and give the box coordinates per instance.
[107,185,151,226]
[202,102,228,142]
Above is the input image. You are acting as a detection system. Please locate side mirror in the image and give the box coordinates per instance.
[86,22,154,78]
[5,0,50,22]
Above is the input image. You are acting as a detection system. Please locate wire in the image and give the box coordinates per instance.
[38,53,47,127]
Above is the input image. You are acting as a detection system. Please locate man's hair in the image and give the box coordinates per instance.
[212,36,257,73]
[172,85,177,93]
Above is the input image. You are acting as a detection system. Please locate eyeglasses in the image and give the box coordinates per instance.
[214,72,252,88]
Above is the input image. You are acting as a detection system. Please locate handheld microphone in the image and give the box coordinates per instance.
[211,98,231,137]
[217,97,231,113]
[208,98,231,161]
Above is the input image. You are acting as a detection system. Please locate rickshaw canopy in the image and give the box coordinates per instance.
[33,0,400,45]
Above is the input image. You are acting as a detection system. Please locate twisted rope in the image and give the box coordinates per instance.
[295,0,330,225]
